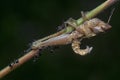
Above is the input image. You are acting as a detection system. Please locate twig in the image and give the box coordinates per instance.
[0,50,39,79]
[0,0,117,79]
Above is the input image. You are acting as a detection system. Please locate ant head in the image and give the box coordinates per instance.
[90,8,115,34]
[94,23,112,33]
[90,18,112,34]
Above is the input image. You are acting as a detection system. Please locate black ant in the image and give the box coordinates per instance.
[8,59,19,68]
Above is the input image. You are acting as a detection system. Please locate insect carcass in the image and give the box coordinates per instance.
[31,18,111,56]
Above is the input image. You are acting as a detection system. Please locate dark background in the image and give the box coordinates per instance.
[0,0,120,80]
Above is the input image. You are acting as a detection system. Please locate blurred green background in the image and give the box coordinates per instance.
[0,0,120,80]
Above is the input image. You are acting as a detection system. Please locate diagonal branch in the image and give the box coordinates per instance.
[0,0,118,79]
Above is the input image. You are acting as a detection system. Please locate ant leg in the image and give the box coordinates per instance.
[64,18,77,29]
[71,39,93,56]
[64,12,88,30]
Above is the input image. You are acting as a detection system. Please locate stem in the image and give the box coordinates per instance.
[0,0,117,79]
[77,0,117,25]
[0,50,39,79]
[66,0,118,33]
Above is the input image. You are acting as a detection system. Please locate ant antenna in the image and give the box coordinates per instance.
[107,8,115,23]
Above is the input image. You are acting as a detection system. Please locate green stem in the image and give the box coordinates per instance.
[33,0,117,42]
[66,0,117,33]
